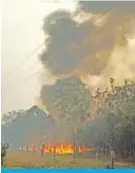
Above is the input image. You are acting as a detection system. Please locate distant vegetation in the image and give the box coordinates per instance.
[1,143,9,166]
[1,106,56,148]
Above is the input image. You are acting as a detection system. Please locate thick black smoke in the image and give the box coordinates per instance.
[40,2,135,78]
[39,9,111,76]
[40,10,92,76]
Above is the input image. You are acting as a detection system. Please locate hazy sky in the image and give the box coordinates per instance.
[2,0,77,114]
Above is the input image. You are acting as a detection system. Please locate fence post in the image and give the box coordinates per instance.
[41,143,45,156]
[33,144,36,155]
[53,145,56,160]
[96,152,99,166]
[110,150,115,169]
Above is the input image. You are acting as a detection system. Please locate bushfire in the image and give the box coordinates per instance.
[21,142,94,155]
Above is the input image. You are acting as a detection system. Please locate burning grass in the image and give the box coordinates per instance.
[22,142,94,155]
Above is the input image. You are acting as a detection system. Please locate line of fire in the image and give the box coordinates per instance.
[19,142,95,155]
[17,108,97,156]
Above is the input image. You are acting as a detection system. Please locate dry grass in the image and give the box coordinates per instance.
[3,150,135,168]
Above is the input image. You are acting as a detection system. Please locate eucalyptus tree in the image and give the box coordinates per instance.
[41,76,92,162]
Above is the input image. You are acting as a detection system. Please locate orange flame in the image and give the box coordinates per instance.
[24,142,95,155]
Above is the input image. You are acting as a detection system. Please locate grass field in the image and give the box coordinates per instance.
[3,150,135,168]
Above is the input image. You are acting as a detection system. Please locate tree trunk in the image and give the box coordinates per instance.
[73,130,76,163]
[133,141,135,157]
[103,143,106,154]
[53,145,56,160]
[111,150,115,169]
[33,145,35,155]
[130,140,133,158]
[41,144,45,156]
[96,152,99,166]
[111,157,114,169]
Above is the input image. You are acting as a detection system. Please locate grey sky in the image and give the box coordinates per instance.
[2,0,77,114]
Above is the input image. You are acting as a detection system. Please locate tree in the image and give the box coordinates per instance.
[55,77,92,162]
[41,76,92,162]
[89,78,135,157]
[104,79,135,154]
[2,110,25,124]
[2,106,56,148]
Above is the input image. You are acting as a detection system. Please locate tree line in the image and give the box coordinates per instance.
[41,76,135,161]
[78,78,135,159]
[2,77,135,163]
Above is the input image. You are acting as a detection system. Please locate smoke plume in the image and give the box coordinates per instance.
[39,1,135,88]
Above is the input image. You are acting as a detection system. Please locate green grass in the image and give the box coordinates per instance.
[3,150,135,168]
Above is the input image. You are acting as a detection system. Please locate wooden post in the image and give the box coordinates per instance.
[130,140,133,158]
[53,145,56,160]
[33,144,35,155]
[41,143,45,156]
[73,128,77,163]
[110,150,115,169]
[96,152,99,166]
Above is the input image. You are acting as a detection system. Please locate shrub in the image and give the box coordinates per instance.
[1,143,9,166]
